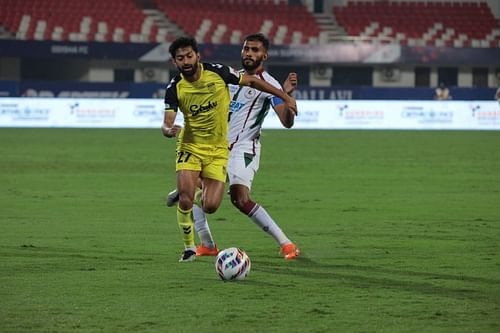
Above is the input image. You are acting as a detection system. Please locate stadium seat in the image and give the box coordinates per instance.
[2,0,495,47]
[0,0,163,43]
[153,0,321,45]
[333,0,500,47]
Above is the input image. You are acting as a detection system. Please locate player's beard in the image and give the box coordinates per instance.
[179,63,198,77]
[241,57,262,71]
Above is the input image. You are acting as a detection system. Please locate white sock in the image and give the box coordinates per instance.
[193,204,215,248]
[249,205,290,246]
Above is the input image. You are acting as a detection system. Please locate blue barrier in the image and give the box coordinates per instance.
[0,81,19,97]
[295,86,498,101]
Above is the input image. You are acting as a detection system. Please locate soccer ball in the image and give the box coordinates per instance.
[215,247,251,281]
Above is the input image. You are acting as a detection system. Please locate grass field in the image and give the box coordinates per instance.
[1,128,499,333]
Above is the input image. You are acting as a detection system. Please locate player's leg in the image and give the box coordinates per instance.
[185,146,227,256]
[191,177,219,255]
[165,178,217,255]
[193,203,219,256]
[176,169,199,262]
[199,178,226,213]
[228,144,300,260]
[187,174,221,254]
[175,144,207,263]
[191,178,223,256]
[165,188,179,207]
[198,146,229,214]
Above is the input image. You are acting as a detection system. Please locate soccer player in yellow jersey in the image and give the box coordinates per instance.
[162,36,297,262]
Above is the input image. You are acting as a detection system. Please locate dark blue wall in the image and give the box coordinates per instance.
[0,80,497,100]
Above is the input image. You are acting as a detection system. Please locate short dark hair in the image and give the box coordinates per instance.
[169,36,199,58]
[244,33,270,51]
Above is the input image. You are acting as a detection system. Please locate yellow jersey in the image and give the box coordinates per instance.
[164,63,242,146]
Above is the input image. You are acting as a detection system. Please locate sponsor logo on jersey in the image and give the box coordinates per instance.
[189,100,218,116]
[229,101,244,113]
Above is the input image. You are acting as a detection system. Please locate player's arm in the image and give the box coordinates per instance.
[210,62,296,115]
[240,73,298,116]
[273,73,298,128]
[162,78,182,138]
[162,111,181,138]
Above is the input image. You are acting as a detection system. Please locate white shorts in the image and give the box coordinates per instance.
[227,140,261,190]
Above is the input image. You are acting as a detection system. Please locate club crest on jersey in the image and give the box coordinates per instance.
[190,100,218,116]
[207,82,216,93]
[244,88,256,99]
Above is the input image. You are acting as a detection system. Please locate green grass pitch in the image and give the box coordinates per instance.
[1,128,499,332]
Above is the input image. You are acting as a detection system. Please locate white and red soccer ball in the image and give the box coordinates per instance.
[215,247,251,281]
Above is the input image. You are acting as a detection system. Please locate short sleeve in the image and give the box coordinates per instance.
[264,73,285,109]
[164,77,180,112]
[271,96,284,108]
[204,63,242,85]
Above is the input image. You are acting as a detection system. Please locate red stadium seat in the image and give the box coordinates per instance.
[2,0,494,47]
[0,0,160,43]
[333,0,498,47]
[154,0,321,45]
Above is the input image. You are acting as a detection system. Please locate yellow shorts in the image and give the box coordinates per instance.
[176,143,229,182]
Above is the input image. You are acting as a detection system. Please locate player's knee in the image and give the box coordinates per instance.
[231,197,256,215]
[178,194,193,210]
[230,196,242,210]
[202,203,219,214]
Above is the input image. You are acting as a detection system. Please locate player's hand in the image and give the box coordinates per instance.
[162,124,181,138]
[283,72,298,95]
[284,95,298,116]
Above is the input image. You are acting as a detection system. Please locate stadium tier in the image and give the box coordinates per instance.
[0,0,498,46]
[334,1,500,47]
[0,0,320,45]
[154,0,320,45]
[0,0,161,42]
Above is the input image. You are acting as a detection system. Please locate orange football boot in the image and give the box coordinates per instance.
[280,243,300,260]
[196,244,219,256]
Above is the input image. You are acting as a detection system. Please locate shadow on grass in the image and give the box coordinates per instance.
[248,253,500,304]
[6,245,500,304]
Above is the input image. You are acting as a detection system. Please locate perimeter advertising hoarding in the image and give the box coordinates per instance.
[265,100,500,130]
[1,98,498,130]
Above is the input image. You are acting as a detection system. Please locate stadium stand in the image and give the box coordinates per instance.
[154,0,321,45]
[0,0,498,47]
[0,0,169,43]
[333,1,500,47]
[0,0,320,45]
